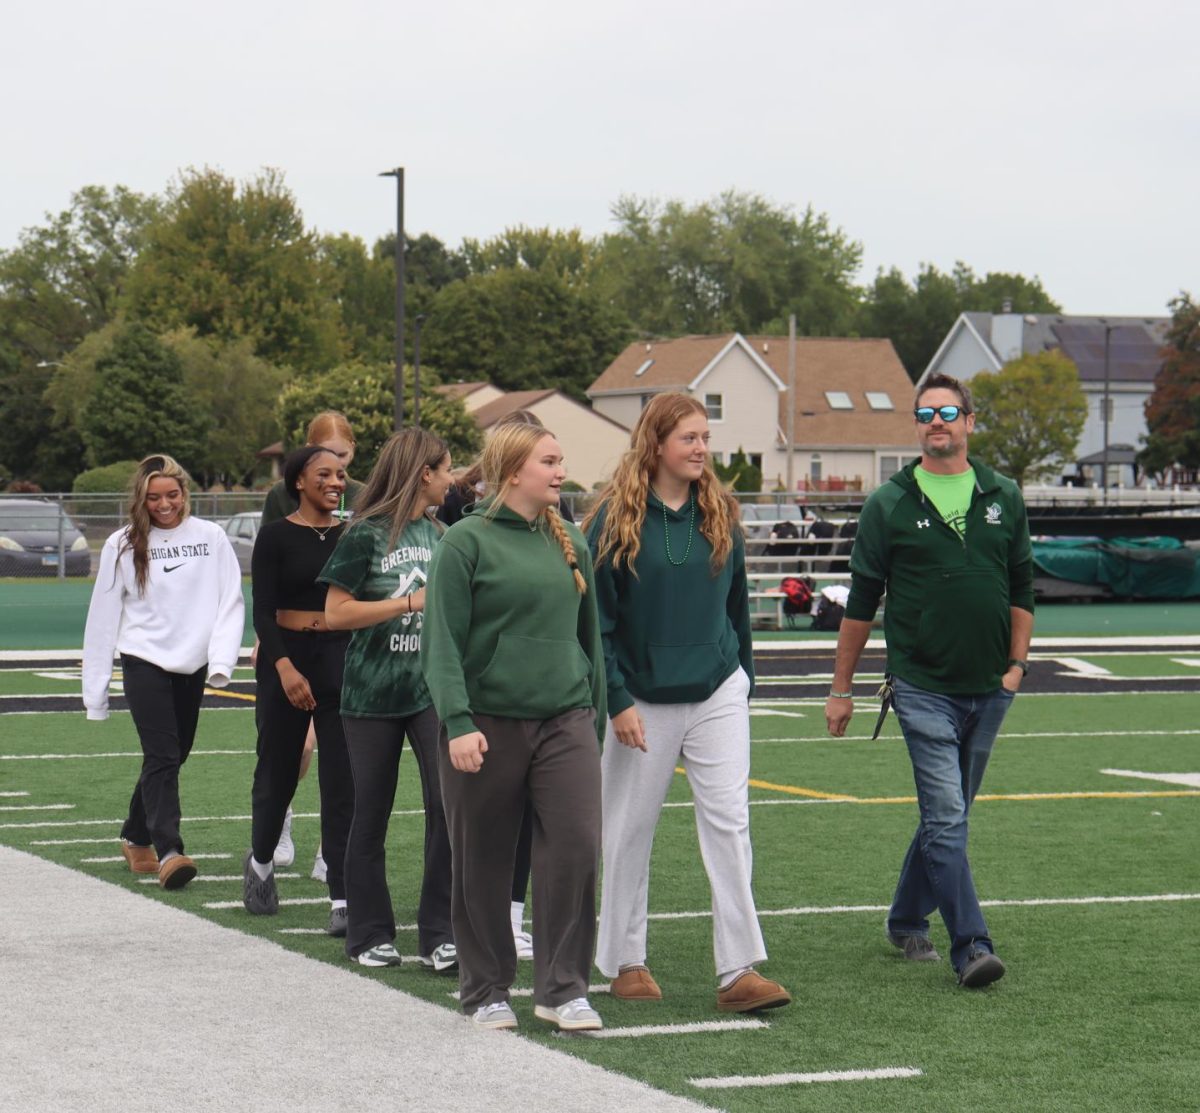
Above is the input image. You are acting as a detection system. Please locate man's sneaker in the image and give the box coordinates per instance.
[242,851,278,915]
[157,854,197,890]
[417,943,458,973]
[471,1002,518,1030]
[958,949,1006,989]
[513,929,534,960]
[533,998,602,1032]
[886,923,942,962]
[311,848,327,884]
[273,807,295,868]
[354,943,403,967]
[121,840,159,875]
[328,906,348,937]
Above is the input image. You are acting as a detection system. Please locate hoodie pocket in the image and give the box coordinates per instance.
[644,641,722,701]
[475,634,591,718]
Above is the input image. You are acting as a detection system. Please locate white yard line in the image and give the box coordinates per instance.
[688,1066,923,1089]
[0,803,73,812]
[205,897,329,909]
[0,791,30,797]
[140,872,301,884]
[31,837,120,845]
[1,749,254,760]
[1101,769,1200,788]
[574,1020,769,1040]
[450,985,608,1001]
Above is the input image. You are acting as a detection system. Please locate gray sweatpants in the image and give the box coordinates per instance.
[595,667,767,979]
[438,706,601,1014]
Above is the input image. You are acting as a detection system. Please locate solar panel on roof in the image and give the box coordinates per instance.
[1052,323,1163,383]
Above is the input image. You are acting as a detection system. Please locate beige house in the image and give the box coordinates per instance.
[436,383,630,489]
[587,333,918,491]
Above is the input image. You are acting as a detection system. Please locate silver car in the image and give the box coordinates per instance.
[0,499,91,577]
[221,511,261,574]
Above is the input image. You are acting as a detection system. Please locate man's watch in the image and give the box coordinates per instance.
[1007,658,1029,677]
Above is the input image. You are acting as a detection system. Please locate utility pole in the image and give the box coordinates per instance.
[786,314,797,494]
[379,167,406,429]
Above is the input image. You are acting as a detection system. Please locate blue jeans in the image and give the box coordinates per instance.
[886,676,1014,972]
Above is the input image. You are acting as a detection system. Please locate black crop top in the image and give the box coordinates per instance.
[251,518,345,666]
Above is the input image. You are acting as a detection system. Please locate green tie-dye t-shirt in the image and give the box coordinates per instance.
[317,515,441,718]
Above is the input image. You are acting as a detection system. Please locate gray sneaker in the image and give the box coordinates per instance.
[886,921,941,961]
[958,949,1006,988]
[534,998,602,1032]
[242,851,278,916]
[327,906,348,937]
[472,1001,518,1030]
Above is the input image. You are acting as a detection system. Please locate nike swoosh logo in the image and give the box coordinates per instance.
[163,564,187,573]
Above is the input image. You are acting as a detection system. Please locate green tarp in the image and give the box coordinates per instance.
[1032,537,1200,599]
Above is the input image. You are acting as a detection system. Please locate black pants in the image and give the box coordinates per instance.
[343,709,452,959]
[439,707,601,1014]
[511,804,532,904]
[119,655,206,859]
[251,628,352,900]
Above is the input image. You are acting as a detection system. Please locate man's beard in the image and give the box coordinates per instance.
[924,439,960,459]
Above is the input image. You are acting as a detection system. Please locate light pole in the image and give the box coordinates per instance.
[1100,320,1114,505]
[413,314,427,427]
[379,167,406,429]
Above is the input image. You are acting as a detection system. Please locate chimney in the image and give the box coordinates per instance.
[990,311,1023,363]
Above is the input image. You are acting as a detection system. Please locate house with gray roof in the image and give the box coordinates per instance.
[924,312,1168,482]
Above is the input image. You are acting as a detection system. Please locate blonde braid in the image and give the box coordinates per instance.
[545,507,587,594]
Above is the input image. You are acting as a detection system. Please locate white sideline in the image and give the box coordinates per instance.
[689,1066,923,1088]
[0,845,707,1113]
[81,852,234,863]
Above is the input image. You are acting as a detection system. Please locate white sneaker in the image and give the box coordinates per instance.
[533,998,602,1031]
[417,942,458,973]
[472,1001,518,1030]
[311,848,327,883]
[273,807,295,868]
[513,929,534,960]
[354,943,403,968]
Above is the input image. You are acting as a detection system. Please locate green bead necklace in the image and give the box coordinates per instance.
[655,486,696,566]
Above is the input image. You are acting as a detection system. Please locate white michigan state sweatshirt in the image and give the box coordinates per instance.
[82,516,245,720]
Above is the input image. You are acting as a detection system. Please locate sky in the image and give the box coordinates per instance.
[2,0,1196,317]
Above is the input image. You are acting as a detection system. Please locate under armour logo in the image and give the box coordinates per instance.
[916,519,930,529]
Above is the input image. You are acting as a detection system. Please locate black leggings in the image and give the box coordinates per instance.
[251,628,352,900]
[343,709,452,958]
[119,655,206,859]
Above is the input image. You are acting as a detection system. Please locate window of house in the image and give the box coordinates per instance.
[866,392,894,410]
[635,359,654,377]
[810,454,823,483]
[705,393,724,420]
[640,394,653,410]
[879,455,901,483]
[825,391,853,410]
[709,451,723,466]
[749,453,763,471]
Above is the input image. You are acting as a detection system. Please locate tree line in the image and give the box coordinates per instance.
[0,165,1091,491]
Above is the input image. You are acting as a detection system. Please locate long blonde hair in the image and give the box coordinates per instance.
[480,423,586,594]
[584,392,737,574]
[120,454,192,596]
[351,428,449,549]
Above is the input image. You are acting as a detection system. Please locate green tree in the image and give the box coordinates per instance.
[79,324,208,472]
[595,191,862,337]
[461,226,598,281]
[165,330,288,489]
[859,262,1061,381]
[423,267,632,400]
[277,362,482,477]
[123,167,342,372]
[0,184,159,363]
[1140,294,1200,477]
[968,351,1087,486]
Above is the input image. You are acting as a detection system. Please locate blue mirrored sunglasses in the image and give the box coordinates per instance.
[914,405,967,424]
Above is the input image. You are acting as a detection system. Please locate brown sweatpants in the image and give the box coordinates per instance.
[438,706,601,1014]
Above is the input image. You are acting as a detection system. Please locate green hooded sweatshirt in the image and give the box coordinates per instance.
[420,501,606,743]
[846,457,1035,695]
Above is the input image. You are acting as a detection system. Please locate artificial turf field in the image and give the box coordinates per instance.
[3,626,1199,1111]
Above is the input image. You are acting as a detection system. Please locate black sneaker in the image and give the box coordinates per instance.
[327,906,348,937]
[242,850,279,916]
[886,921,941,962]
[958,949,1006,988]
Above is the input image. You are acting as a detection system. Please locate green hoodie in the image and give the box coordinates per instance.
[587,489,755,715]
[420,501,606,743]
[846,457,1035,695]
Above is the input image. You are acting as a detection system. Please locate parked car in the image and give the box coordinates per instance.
[221,511,261,574]
[0,499,91,577]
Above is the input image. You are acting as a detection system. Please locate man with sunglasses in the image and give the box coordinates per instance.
[825,372,1034,989]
